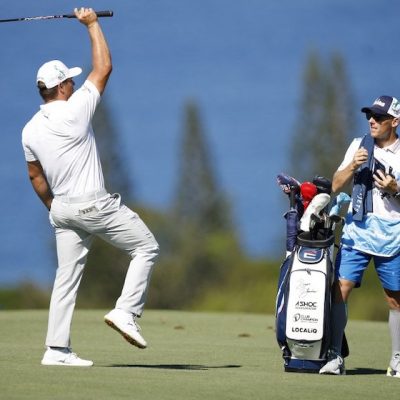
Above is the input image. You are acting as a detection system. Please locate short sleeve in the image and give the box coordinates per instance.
[337,138,362,171]
[21,125,38,162]
[66,80,101,126]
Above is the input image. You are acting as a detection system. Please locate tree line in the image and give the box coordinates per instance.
[0,51,389,321]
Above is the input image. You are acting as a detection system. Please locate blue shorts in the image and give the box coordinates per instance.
[335,246,400,291]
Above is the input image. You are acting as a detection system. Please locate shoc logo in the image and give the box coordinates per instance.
[295,301,317,309]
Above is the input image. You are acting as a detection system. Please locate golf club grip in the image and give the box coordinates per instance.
[64,10,113,18]
[94,10,113,17]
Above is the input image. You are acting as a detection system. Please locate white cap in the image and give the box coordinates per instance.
[36,60,82,89]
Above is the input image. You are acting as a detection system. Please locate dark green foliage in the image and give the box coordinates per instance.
[0,282,50,309]
[192,258,282,314]
[76,238,129,308]
[290,51,356,182]
[78,205,175,309]
[148,228,243,310]
[4,93,389,321]
[173,101,233,233]
[93,98,133,201]
[148,100,241,309]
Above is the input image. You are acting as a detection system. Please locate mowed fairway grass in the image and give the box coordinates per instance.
[0,310,399,400]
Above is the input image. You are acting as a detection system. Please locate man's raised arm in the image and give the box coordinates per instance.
[75,7,112,95]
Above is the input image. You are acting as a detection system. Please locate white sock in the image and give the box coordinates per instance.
[389,309,400,357]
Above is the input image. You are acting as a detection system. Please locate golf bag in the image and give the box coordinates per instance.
[275,231,335,373]
[275,173,350,373]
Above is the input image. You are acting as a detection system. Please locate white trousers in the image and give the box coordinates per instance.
[46,192,159,347]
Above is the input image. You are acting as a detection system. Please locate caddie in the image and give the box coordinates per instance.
[320,95,400,377]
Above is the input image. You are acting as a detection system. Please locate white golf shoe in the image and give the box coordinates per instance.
[387,353,400,378]
[319,351,345,375]
[104,308,147,349]
[41,347,93,367]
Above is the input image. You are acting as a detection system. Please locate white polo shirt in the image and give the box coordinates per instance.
[338,136,400,219]
[22,80,105,197]
[338,136,400,256]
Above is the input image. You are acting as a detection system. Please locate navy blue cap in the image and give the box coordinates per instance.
[361,95,400,118]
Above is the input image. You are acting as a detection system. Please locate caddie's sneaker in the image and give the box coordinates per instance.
[387,352,400,378]
[41,347,93,367]
[104,308,147,349]
[319,351,346,375]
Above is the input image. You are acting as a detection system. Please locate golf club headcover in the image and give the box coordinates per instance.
[300,181,317,210]
[313,175,332,194]
[277,173,300,195]
[299,193,331,232]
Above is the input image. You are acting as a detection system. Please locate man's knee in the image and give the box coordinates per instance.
[147,235,159,256]
[333,279,355,303]
[133,240,159,261]
[150,242,160,260]
[384,289,400,310]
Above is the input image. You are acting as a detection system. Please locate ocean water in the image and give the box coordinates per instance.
[0,0,399,285]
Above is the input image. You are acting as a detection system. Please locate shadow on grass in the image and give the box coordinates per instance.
[106,364,242,371]
[346,367,387,375]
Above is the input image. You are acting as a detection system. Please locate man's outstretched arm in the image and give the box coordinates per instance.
[75,7,112,95]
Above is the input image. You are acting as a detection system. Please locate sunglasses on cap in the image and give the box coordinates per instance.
[365,112,393,123]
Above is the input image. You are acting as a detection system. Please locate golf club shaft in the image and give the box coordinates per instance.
[289,186,297,210]
[0,10,113,23]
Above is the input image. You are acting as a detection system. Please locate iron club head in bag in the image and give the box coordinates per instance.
[299,193,331,232]
[309,213,325,239]
[327,214,345,236]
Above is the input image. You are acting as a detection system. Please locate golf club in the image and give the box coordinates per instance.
[0,10,113,23]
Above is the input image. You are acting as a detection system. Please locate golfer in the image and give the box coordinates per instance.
[22,7,159,366]
[319,96,400,377]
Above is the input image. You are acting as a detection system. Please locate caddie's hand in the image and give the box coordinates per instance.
[373,169,398,195]
[74,7,98,27]
[351,147,368,171]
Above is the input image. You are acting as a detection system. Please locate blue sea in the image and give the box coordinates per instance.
[1,0,399,286]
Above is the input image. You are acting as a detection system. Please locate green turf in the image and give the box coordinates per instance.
[0,310,399,399]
